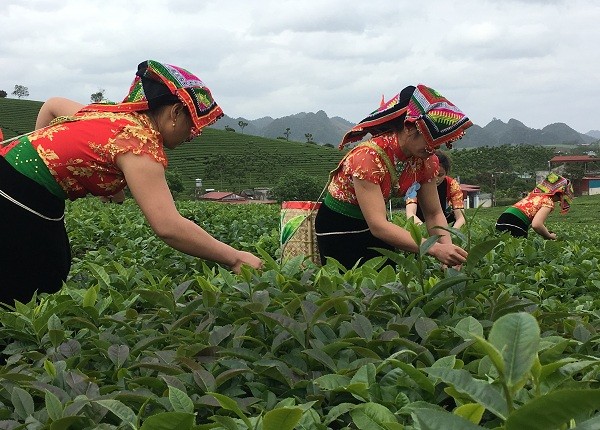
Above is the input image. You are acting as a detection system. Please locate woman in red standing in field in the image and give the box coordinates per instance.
[495,172,574,239]
[0,60,262,305]
[314,84,472,269]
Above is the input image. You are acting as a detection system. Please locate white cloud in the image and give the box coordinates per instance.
[1,0,599,133]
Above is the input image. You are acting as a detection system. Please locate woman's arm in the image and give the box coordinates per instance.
[531,206,556,239]
[116,152,263,272]
[35,97,85,129]
[417,180,453,244]
[354,177,467,266]
[452,209,466,229]
[446,177,466,229]
[405,201,423,224]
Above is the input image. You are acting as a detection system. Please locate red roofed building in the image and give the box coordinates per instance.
[198,191,277,204]
[198,191,247,203]
[548,155,600,195]
[581,177,600,195]
[549,155,600,166]
[459,183,493,208]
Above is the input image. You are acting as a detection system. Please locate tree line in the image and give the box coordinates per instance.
[0,85,29,99]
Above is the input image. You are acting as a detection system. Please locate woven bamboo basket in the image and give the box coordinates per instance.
[280,201,321,265]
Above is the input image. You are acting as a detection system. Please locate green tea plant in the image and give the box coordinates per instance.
[1,198,599,429]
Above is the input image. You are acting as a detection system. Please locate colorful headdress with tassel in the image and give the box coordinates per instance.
[81,60,223,139]
[339,84,472,150]
[533,172,574,214]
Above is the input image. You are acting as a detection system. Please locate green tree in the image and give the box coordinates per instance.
[284,128,291,141]
[0,90,7,98]
[452,144,555,199]
[305,133,314,144]
[90,89,106,103]
[272,170,324,202]
[12,85,29,99]
[238,120,248,134]
[166,168,185,195]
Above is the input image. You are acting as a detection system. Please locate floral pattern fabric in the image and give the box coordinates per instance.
[328,132,439,205]
[0,111,166,200]
[447,177,464,210]
[512,193,554,221]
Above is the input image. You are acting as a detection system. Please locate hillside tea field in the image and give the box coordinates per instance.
[1,197,600,429]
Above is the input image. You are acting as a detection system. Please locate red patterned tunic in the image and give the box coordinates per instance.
[328,132,439,204]
[512,193,555,221]
[0,111,167,200]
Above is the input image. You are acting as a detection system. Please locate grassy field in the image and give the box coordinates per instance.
[164,128,343,192]
[0,97,40,138]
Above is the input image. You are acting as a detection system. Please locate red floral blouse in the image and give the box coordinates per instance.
[446,176,465,209]
[513,193,554,221]
[1,111,167,200]
[328,132,439,205]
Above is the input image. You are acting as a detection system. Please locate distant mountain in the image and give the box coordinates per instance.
[211,112,596,148]
[211,111,353,146]
[587,130,600,139]
[443,118,596,148]
[3,96,596,153]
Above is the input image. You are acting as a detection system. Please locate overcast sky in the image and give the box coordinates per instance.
[1,0,599,134]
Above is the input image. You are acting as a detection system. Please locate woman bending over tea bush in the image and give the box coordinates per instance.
[314,85,472,269]
[0,60,262,305]
[405,149,465,229]
[495,172,574,239]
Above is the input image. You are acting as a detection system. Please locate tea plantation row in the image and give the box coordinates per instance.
[1,197,600,429]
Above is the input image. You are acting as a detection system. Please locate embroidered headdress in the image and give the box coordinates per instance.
[81,60,223,139]
[532,172,574,214]
[339,84,472,150]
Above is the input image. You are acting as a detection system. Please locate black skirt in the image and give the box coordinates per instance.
[0,157,70,305]
[314,203,394,269]
[495,212,529,238]
[415,178,456,224]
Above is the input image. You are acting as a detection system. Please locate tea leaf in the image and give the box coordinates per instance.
[261,311,307,347]
[350,402,397,429]
[411,408,487,430]
[207,392,252,427]
[424,367,508,420]
[45,390,63,421]
[505,389,600,430]
[108,344,130,369]
[139,411,195,430]
[489,312,540,389]
[314,374,352,391]
[454,403,485,425]
[82,285,98,307]
[11,387,34,420]
[168,386,194,414]
[303,348,337,372]
[465,239,500,268]
[95,399,137,429]
[263,406,303,430]
[87,262,111,288]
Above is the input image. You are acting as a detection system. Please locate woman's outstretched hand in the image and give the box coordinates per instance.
[231,251,263,274]
[427,242,468,267]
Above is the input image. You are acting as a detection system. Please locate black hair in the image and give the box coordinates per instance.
[141,76,181,111]
[435,150,451,173]
[367,85,415,136]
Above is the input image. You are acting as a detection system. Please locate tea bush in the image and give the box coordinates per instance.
[1,197,600,429]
